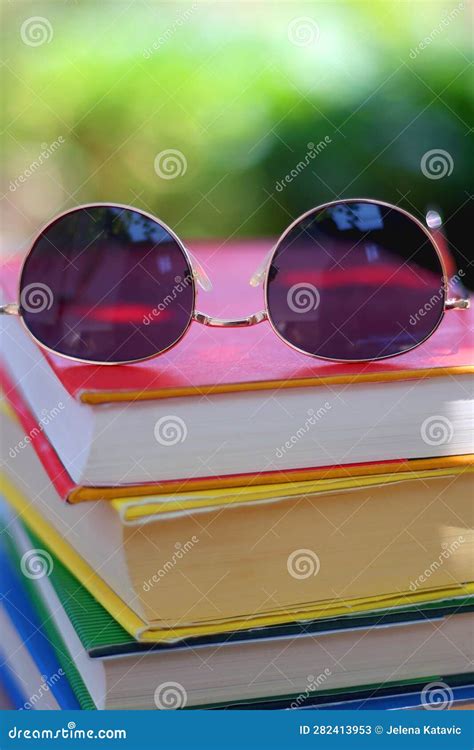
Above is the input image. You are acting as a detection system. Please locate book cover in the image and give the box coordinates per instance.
[0,541,82,710]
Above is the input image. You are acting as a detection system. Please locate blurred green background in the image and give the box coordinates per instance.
[1,0,472,280]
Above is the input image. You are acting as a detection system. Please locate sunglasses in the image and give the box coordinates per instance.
[2,199,469,365]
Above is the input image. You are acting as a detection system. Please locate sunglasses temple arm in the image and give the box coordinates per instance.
[445,272,470,310]
[425,210,470,310]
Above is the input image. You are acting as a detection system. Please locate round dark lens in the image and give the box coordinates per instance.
[266,201,446,361]
[20,206,195,363]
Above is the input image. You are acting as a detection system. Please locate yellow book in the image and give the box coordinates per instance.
[2,407,473,642]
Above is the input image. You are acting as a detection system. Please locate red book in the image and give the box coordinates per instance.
[2,242,473,501]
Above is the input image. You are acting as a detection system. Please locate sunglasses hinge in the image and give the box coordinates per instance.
[0,303,20,316]
[445,298,470,310]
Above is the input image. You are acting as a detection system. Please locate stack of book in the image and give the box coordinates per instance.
[1,242,473,710]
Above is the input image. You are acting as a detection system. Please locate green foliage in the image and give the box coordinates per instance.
[2,1,472,242]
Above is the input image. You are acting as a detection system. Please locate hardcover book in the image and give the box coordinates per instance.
[2,404,473,643]
[1,243,473,497]
[2,512,473,710]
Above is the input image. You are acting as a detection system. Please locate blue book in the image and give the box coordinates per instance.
[0,542,80,710]
[302,684,474,710]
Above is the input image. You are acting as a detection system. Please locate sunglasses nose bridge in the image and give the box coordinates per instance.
[193,310,267,328]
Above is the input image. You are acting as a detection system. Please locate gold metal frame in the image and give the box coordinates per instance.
[258,198,470,364]
[2,202,204,366]
[1,199,469,365]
